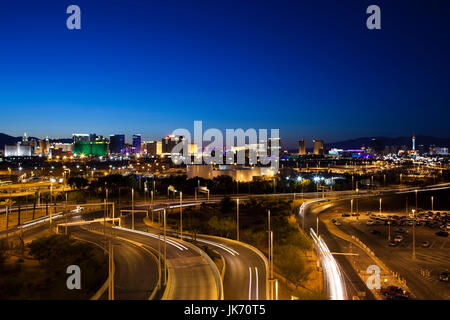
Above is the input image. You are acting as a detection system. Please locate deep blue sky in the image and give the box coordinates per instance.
[0,0,449,148]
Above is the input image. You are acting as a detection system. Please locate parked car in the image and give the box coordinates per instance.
[371,230,381,235]
[394,235,404,243]
[421,241,430,248]
[435,231,448,237]
[389,240,399,247]
[352,212,360,216]
[342,213,351,217]
[380,286,410,299]
[366,220,375,226]
[395,228,405,234]
[331,218,337,223]
[334,221,342,226]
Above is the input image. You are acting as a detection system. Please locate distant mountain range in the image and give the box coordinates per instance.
[0,133,72,148]
[1,132,449,153]
[324,135,450,150]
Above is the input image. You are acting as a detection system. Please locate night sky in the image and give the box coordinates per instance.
[0,0,449,148]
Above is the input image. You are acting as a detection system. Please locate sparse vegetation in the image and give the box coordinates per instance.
[0,234,107,299]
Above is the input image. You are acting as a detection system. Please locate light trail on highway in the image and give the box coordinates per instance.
[248,267,259,300]
[310,228,347,300]
[182,235,240,256]
[18,213,62,229]
[112,226,189,251]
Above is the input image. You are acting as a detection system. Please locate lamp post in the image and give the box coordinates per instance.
[268,210,271,294]
[415,189,418,213]
[236,198,240,241]
[431,196,434,212]
[108,239,115,300]
[412,209,416,259]
[131,188,135,230]
[270,230,274,300]
[65,192,68,234]
[50,179,55,224]
[151,190,154,223]
[379,198,382,214]
[316,216,319,236]
[388,220,391,241]
[163,208,167,285]
[180,191,183,240]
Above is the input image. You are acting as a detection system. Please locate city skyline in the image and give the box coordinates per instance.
[1,1,450,146]
[2,130,450,150]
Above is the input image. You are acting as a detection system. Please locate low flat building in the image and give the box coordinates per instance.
[187,164,276,182]
[4,142,32,157]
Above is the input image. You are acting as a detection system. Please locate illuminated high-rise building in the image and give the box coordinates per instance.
[162,135,182,154]
[412,133,416,151]
[298,139,306,155]
[132,134,142,154]
[313,139,324,155]
[38,137,50,155]
[109,134,125,154]
[146,140,162,156]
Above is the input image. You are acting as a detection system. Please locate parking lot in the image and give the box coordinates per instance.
[323,197,450,300]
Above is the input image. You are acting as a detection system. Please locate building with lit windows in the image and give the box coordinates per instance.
[109,134,125,154]
[313,139,324,155]
[132,134,142,154]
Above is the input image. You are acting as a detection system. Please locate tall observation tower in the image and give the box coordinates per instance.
[412,133,416,151]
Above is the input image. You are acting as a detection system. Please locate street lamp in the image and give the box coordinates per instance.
[412,209,416,259]
[431,196,434,212]
[415,189,418,212]
[151,190,154,223]
[131,188,135,230]
[163,208,167,285]
[50,178,56,224]
[236,198,239,241]
[379,198,382,214]
[388,220,391,241]
[180,191,183,240]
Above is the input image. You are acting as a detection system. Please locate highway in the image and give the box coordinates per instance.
[110,225,220,300]
[75,207,222,300]
[299,183,450,300]
[2,183,448,300]
[131,200,268,300]
[299,200,374,300]
[67,224,159,300]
